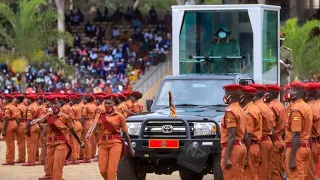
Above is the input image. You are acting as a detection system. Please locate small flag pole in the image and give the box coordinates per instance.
[169,91,176,118]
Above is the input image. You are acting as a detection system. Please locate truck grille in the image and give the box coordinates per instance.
[143,121,194,139]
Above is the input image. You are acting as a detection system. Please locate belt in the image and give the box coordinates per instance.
[100,134,121,141]
[286,142,310,148]
[261,136,271,141]
[8,119,16,121]
[20,119,27,123]
[312,138,319,144]
[251,140,259,145]
[221,140,243,148]
[273,135,283,141]
[47,135,66,142]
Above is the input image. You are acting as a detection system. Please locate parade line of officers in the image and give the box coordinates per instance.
[0,91,143,180]
[221,82,320,180]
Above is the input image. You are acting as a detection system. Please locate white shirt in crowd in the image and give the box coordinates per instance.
[104,55,113,62]
[90,52,98,60]
[112,29,120,37]
[144,32,153,40]
[155,35,163,43]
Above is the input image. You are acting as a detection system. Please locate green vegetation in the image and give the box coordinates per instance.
[0,0,74,92]
[281,18,320,80]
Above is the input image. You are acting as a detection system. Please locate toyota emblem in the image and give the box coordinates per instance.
[162,125,173,134]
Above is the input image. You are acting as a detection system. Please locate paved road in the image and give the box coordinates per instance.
[0,141,213,180]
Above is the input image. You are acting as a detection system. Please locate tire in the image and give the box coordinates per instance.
[179,167,203,180]
[212,154,223,180]
[117,155,146,180]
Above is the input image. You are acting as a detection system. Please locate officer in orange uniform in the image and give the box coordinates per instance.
[1,93,18,165]
[15,93,28,163]
[220,84,247,180]
[249,84,276,179]
[305,82,320,180]
[0,95,3,137]
[35,95,84,180]
[86,94,135,180]
[132,92,143,113]
[264,84,288,180]
[242,86,262,180]
[37,94,47,165]
[118,91,138,118]
[284,82,313,180]
[23,93,40,166]
[80,94,97,163]
[92,93,106,161]
[67,95,83,165]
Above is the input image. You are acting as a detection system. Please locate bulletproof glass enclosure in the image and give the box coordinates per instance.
[172,5,280,84]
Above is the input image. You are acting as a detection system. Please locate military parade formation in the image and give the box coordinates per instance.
[221,82,320,180]
[0,91,142,180]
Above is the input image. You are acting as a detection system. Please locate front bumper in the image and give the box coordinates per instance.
[130,138,221,158]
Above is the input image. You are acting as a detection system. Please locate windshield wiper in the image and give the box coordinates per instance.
[175,103,198,107]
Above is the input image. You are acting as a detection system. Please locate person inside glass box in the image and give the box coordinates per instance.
[204,24,240,73]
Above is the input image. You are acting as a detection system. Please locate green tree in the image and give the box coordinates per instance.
[0,0,73,92]
[281,18,320,80]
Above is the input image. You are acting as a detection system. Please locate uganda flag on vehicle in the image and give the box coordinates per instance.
[169,91,176,118]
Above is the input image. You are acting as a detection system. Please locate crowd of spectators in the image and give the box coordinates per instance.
[0,6,172,94]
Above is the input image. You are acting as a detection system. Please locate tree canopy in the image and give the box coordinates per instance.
[281,18,320,81]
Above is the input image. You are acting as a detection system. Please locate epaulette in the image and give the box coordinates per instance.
[226,108,232,112]
[283,46,292,51]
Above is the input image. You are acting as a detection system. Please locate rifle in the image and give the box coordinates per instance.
[85,112,100,142]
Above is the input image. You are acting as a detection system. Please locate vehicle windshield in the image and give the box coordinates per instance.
[153,79,233,107]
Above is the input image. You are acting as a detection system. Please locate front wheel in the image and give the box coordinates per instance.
[179,167,203,180]
[117,155,146,180]
[212,153,223,180]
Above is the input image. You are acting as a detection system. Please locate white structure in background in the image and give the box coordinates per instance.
[185,0,196,5]
[171,4,281,85]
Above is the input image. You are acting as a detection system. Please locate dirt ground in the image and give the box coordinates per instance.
[0,141,213,180]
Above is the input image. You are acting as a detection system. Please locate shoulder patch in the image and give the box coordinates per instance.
[226,108,232,112]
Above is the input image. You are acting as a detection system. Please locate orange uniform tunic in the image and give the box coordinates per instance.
[16,103,27,162]
[97,110,127,180]
[243,102,262,180]
[254,99,276,180]
[3,103,18,164]
[81,102,97,159]
[220,102,247,180]
[307,100,320,180]
[118,100,134,118]
[45,112,74,180]
[69,103,83,161]
[26,102,40,164]
[267,99,288,180]
[284,99,313,180]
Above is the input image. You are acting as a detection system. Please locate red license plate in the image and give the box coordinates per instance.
[149,139,179,149]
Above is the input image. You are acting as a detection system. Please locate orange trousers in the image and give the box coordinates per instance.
[46,143,69,180]
[26,127,39,163]
[284,147,310,180]
[16,122,26,162]
[82,120,93,159]
[307,142,319,180]
[5,120,18,163]
[258,139,273,180]
[244,144,260,180]
[71,121,82,161]
[221,144,247,180]
[92,134,97,158]
[269,139,285,180]
[98,141,122,180]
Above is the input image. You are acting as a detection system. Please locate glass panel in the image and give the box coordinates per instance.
[179,10,253,76]
[154,79,233,107]
[262,10,278,85]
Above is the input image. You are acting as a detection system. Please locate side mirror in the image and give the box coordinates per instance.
[146,99,153,112]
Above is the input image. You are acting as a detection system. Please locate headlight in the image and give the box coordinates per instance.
[127,123,141,136]
[194,123,216,136]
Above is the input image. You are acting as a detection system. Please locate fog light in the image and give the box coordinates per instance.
[192,141,199,148]
[132,142,136,148]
